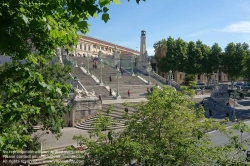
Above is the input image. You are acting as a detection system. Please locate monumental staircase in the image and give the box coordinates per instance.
[65,55,183,130]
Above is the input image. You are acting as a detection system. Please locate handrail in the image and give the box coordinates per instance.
[69,73,88,93]
[137,63,181,90]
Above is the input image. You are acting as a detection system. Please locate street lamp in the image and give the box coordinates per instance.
[86,53,91,75]
[114,47,120,69]
[169,70,173,86]
[131,56,135,76]
[116,68,121,99]
[73,75,79,88]
[146,61,152,85]
[230,90,240,122]
[99,56,104,86]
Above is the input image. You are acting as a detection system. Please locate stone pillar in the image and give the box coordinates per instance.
[71,98,101,127]
[140,30,146,63]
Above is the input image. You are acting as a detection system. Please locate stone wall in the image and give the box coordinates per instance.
[71,97,101,127]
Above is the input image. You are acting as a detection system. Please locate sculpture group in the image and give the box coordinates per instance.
[74,88,96,99]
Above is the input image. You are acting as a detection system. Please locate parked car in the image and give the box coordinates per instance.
[197,82,206,89]
[236,85,242,90]
[234,82,244,87]
[242,85,249,91]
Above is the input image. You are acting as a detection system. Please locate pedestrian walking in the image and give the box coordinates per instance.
[110,88,112,96]
[94,61,97,69]
[109,75,112,83]
[99,94,102,104]
[209,108,212,118]
[108,131,113,144]
[128,89,130,98]
[147,87,150,95]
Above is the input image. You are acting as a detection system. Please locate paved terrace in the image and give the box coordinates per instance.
[71,56,162,100]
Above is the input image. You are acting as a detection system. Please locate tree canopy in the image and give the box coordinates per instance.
[49,87,250,165]
[154,37,250,83]
[0,0,145,151]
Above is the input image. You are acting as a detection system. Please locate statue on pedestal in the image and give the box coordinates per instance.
[74,87,96,99]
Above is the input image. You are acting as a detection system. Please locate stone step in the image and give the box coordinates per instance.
[75,103,138,130]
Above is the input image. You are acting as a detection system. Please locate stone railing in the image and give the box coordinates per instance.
[137,63,181,90]
[69,73,88,93]
[64,55,77,67]
[102,57,115,68]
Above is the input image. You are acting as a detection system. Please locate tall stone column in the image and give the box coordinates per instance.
[140,30,146,63]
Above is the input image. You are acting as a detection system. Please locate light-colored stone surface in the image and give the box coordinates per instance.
[210,84,229,105]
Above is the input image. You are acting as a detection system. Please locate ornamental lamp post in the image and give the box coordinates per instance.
[86,53,91,75]
[146,61,152,85]
[114,46,120,69]
[131,56,135,76]
[99,54,104,86]
[169,70,173,86]
[73,75,79,88]
[116,68,121,99]
[230,90,240,122]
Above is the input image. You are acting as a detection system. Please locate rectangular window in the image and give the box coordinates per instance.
[180,74,182,80]
[84,45,86,50]
[89,46,91,51]
[80,44,82,49]
[93,45,96,48]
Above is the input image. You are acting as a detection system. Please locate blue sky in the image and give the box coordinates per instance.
[86,0,250,56]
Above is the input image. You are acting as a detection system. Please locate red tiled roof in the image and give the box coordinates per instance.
[79,35,140,55]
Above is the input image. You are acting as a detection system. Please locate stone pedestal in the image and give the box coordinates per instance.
[210,84,229,105]
[71,97,101,127]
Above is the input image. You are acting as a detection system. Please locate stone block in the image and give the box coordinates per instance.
[71,97,101,126]
[210,84,229,105]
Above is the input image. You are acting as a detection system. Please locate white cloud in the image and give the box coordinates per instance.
[220,21,250,33]
[188,30,211,37]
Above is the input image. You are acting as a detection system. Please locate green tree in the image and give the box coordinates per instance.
[242,43,250,82]
[200,43,221,84]
[0,0,145,151]
[221,42,246,85]
[182,41,203,84]
[155,37,176,73]
[155,37,187,74]
[47,87,250,165]
[154,39,167,59]
[0,58,72,151]
[175,37,187,72]
[68,87,226,165]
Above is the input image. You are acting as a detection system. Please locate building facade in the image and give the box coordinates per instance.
[156,70,230,84]
[60,35,140,58]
